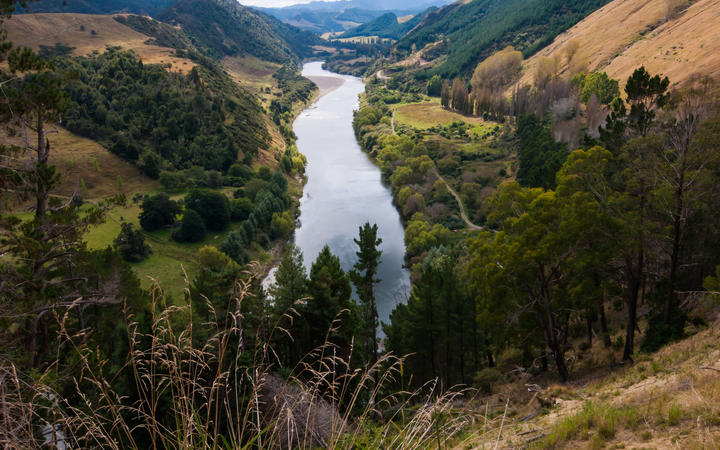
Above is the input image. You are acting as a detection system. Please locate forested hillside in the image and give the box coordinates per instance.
[158,0,321,63]
[340,9,434,40]
[396,0,611,79]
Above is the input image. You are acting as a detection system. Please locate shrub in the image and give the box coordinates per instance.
[220,231,248,264]
[172,209,206,243]
[114,223,150,262]
[474,368,502,394]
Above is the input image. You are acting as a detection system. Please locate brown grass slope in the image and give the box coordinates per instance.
[4,13,195,73]
[518,0,720,88]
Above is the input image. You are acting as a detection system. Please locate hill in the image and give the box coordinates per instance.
[17,0,176,16]
[258,0,451,34]
[395,0,612,79]
[158,0,322,64]
[4,13,195,72]
[339,9,435,40]
[517,0,720,89]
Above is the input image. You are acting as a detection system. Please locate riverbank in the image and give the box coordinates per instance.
[306,75,345,99]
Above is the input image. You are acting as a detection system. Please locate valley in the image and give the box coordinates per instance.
[2,0,720,448]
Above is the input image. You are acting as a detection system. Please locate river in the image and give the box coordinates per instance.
[281,61,410,326]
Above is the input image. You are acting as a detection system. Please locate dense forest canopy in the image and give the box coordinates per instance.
[60,48,269,176]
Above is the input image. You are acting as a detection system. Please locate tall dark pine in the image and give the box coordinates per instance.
[350,222,382,365]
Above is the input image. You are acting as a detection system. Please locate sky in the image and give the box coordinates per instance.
[240,0,338,7]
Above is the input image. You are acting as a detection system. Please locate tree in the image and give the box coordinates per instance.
[269,244,309,365]
[173,209,206,243]
[184,189,231,231]
[301,246,357,356]
[426,75,443,97]
[440,80,451,109]
[139,193,181,231]
[572,72,619,105]
[113,223,151,262]
[5,47,69,222]
[471,46,522,93]
[349,223,383,364]
[516,115,568,189]
[625,66,669,137]
[451,78,470,114]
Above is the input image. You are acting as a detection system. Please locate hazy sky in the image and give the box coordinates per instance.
[240,0,337,7]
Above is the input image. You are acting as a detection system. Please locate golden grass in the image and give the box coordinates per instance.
[517,0,720,89]
[5,13,195,73]
[392,101,488,129]
[2,127,159,201]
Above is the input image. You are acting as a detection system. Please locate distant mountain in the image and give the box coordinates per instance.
[257,0,452,34]
[340,8,435,40]
[17,0,176,16]
[158,0,322,63]
[397,0,612,79]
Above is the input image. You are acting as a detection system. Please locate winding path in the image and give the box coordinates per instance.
[433,169,484,231]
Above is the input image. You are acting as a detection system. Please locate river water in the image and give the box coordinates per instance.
[290,62,410,325]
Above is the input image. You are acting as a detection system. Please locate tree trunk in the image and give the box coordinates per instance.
[586,315,593,349]
[599,290,611,348]
[35,112,48,222]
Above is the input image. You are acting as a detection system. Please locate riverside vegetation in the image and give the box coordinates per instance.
[3,0,720,447]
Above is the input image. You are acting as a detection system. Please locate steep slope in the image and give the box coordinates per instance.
[17,0,176,16]
[396,0,612,79]
[157,0,321,64]
[340,9,435,40]
[517,0,720,88]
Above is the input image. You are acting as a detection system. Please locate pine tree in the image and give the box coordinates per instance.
[349,222,382,364]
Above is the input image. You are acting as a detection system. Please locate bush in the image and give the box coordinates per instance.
[114,223,150,262]
[220,231,248,264]
[172,209,206,243]
[139,193,181,231]
[497,347,524,373]
[474,368,502,394]
[184,189,231,231]
[641,307,687,353]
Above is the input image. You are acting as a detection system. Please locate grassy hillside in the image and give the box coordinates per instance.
[158,0,322,64]
[4,13,196,73]
[517,0,720,89]
[396,0,611,79]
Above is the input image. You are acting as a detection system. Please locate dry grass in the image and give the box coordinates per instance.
[5,13,195,73]
[0,276,478,449]
[2,127,158,203]
[516,0,720,89]
[393,101,488,129]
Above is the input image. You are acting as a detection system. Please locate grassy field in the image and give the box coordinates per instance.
[392,99,493,133]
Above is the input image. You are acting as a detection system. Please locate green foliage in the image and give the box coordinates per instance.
[349,222,382,363]
[426,75,442,97]
[385,248,480,387]
[474,368,502,394]
[172,208,206,242]
[573,71,620,104]
[114,222,151,262]
[184,189,230,231]
[230,197,253,222]
[301,245,358,352]
[139,193,181,231]
[516,114,568,189]
[59,48,268,174]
